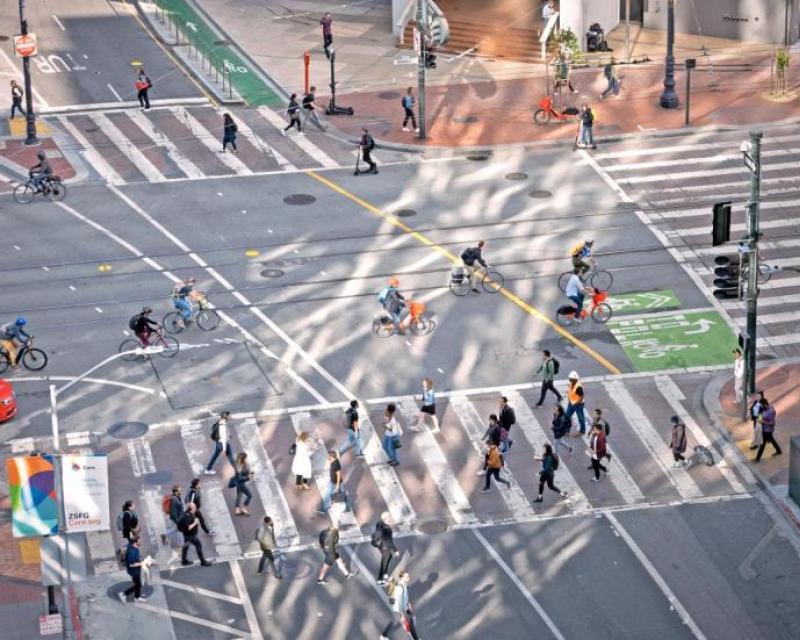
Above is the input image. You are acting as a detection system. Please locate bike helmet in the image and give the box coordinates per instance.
[15,316,27,326]
[142,307,152,315]
[36,151,46,160]
[584,239,594,245]
[387,277,399,287]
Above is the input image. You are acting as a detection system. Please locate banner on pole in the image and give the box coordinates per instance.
[6,455,58,538]
[61,454,110,532]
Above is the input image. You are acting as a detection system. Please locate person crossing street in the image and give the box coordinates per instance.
[535,444,568,502]
[316,524,358,585]
[179,503,212,567]
[565,371,587,434]
[482,442,511,493]
[338,399,365,458]
[534,350,562,406]
[255,516,282,578]
[205,411,236,474]
[372,512,400,585]
[355,128,378,175]
[186,478,213,536]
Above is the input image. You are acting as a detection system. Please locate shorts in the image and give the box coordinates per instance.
[323,553,339,566]
[421,404,436,416]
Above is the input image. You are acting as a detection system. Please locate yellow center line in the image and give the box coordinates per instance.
[307,170,621,375]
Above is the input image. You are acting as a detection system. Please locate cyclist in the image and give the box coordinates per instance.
[1,317,32,368]
[564,267,592,323]
[172,277,196,328]
[29,151,53,192]
[569,239,594,277]
[131,307,160,347]
[378,277,409,334]
[461,240,488,294]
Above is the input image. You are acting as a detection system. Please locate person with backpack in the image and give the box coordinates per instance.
[600,61,620,99]
[415,377,440,433]
[380,570,420,640]
[534,350,562,406]
[401,87,418,133]
[255,516,282,578]
[179,503,212,567]
[378,277,409,334]
[205,411,236,474]
[551,403,574,456]
[588,423,608,481]
[186,478,212,535]
[283,93,302,134]
[135,68,152,110]
[316,524,358,585]
[382,403,402,467]
[461,240,488,294]
[481,414,502,449]
[338,399,365,458]
[355,127,378,175]
[577,103,596,149]
[482,442,511,493]
[129,307,160,348]
[498,396,516,453]
[372,511,399,584]
[748,390,766,450]
[565,371,587,435]
[221,113,238,153]
[316,450,353,514]
[118,536,146,603]
[591,408,612,465]
[669,415,688,469]
[118,500,139,544]
[535,443,568,502]
[754,398,782,462]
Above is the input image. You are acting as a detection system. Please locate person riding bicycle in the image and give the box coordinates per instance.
[1,317,32,367]
[378,277,409,334]
[29,151,53,192]
[461,240,488,294]
[131,307,159,347]
[569,239,594,276]
[172,277,196,327]
[564,267,593,323]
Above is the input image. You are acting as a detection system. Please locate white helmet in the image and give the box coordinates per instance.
[568,370,579,380]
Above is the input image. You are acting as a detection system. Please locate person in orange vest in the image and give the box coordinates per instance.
[135,68,151,110]
[564,370,587,434]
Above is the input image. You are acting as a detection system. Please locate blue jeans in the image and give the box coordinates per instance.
[235,482,252,507]
[568,294,584,317]
[206,441,235,471]
[500,438,511,454]
[565,402,586,434]
[320,481,352,512]
[174,297,192,320]
[338,430,363,456]
[580,123,594,147]
[382,434,399,463]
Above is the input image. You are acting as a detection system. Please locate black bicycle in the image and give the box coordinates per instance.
[558,263,613,292]
[449,266,505,296]
[163,296,220,334]
[0,337,48,373]
[13,175,66,204]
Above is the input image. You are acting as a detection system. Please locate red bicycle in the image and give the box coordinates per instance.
[533,96,579,125]
[555,290,612,325]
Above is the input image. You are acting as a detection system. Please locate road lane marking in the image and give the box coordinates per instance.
[51,14,66,30]
[159,578,242,604]
[4,375,159,396]
[606,512,708,639]
[93,112,166,182]
[216,106,295,171]
[127,439,156,476]
[57,116,125,185]
[175,106,252,175]
[230,560,265,640]
[128,109,206,179]
[306,170,621,375]
[106,83,123,102]
[257,106,338,168]
[136,602,248,637]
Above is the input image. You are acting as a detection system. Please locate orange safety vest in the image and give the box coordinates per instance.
[567,381,583,404]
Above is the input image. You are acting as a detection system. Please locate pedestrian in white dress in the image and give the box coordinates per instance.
[291,431,314,490]
[733,348,744,404]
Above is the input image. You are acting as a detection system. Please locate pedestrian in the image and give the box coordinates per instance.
[355,127,378,175]
[135,68,151,110]
[578,103,596,149]
[119,500,140,545]
[118,536,146,603]
[338,399,365,458]
[534,349,562,406]
[162,484,185,547]
[221,113,238,153]
[283,93,302,134]
[416,377,440,433]
[564,370,587,435]
[291,431,314,490]
[534,443,568,502]
[733,348,744,404]
[669,415,689,468]
[591,408,612,464]
[551,403,574,456]
[600,61,620,99]
[754,398,782,461]
[186,478,212,535]
[555,54,578,94]
[233,452,253,516]
[588,423,608,481]
[255,516,282,578]
[401,87,418,133]
[481,414,502,448]
[316,450,353,514]
[302,86,324,129]
[542,0,558,21]
[10,80,25,119]
[748,390,766,450]
[320,12,333,59]
[372,511,399,585]
[498,396,516,453]
[178,503,212,566]
[481,442,511,493]
[205,411,236,475]
[380,570,421,640]
[382,403,402,466]
[316,523,358,585]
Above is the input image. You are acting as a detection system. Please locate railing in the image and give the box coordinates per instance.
[397,0,446,44]
[539,11,560,60]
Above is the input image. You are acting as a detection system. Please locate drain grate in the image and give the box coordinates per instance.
[108,421,148,439]
[529,189,552,198]
[505,172,528,181]
[616,201,638,210]
[260,268,285,278]
[417,518,448,535]
[395,209,416,217]
[378,91,402,100]
[283,194,316,206]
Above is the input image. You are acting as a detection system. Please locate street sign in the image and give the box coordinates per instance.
[413,27,421,56]
[39,614,63,636]
[14,33,38,58]
[743,152,758,174]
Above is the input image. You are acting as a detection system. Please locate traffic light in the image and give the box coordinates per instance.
[712,255,739,299]
[712,201,732,246]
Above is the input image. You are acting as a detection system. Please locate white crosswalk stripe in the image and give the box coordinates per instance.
[218,107,295,171]
[127,110,206,179]
[57,115,125,185]
[257,106,339,168]
[174,106,253,175]
[93,112,167,182]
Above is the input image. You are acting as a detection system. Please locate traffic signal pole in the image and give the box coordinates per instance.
[18,0,38,145]
[416,0,427,139]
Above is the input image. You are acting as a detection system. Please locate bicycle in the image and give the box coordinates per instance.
[558,263,613,293]
[13,175,67,204]
[449,266,505,296]
[555,290,612,325]
[0,337,48,374]
[533,96,580,125]
[373,300,434,337]
[118,327,180,361]
[163,295,220,334]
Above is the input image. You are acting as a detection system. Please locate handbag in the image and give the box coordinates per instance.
[289,442,297,456]
[228,476,237,489]
[751,422,763,447]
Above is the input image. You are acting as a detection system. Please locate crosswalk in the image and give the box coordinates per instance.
[590,125,800,356]
[52,103,355,185]
[68,372,755,571]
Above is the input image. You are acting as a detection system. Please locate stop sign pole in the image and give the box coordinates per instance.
[415,0,427,139]
[18,0,38,146]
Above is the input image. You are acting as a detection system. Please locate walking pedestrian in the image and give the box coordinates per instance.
[551,403,574,456]
[354,127,378,175]
[135,68,151,110]
[534,349,562,406]
[498,396,516,453]
[179,503,212,566]
[555,54,578,93]
[10,80,25,119]
[119,500,140,544]
[578,103,596,149]
[164,484,185,547]
[481,442,511,492]
[221,113,238,153]
[283,93,302,134]
[186,478,213,535]
[291,431,314,490]
[316,450,353,514]
[320,12,333,59]
[588,423,608,481]
[534,443,568,502]
[382,403,402,466]
[401,87,418,132]
[591,408,612,464]
[372,511,399,584]
[481,414,502,448]
[564,371,587,434]
[338,399,365,458]
[302,87,323,129]
[415,377,440,433]
[255,516,282,578]
[205,411,236,474]
[118,536,146,603]
[733,348,744,404]
[380,570,421,640]
[600,62,620,99]
[754,398,782,461]
[233,452,253,516]
[748,390,766,450]
[669,415,689,468]
[316,524,358,585]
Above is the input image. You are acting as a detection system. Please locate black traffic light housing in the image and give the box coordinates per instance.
[712,201,732,246]
[712,255,739,299]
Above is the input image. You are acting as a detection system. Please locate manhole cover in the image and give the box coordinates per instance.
[506,172,528,181]
[0,36,10,42]
[529,189,552,198]
[283,194,316,205]
[466,155,490,162]
[395,209,416,217]
[616,201,638,210]
[142,471,173,486]
[416,518,448,535]
[108,421,148,439]
[453,115,479,124]
[260,268,285,278]
[378,91,401,100]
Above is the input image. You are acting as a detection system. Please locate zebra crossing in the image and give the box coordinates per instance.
[590,125,800,357]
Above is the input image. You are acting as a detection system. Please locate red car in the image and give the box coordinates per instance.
[0,379,18,422]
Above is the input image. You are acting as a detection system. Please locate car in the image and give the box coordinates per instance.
[0,378,18,422]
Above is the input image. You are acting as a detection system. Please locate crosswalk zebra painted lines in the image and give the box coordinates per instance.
[57,114,125,185]
[174,106,253,175]
[219,107,295,171]
[127,109,206,179]
[257,106,338,168]
[93,112,167,183]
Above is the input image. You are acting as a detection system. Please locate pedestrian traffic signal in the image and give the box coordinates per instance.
[712,201,732,246]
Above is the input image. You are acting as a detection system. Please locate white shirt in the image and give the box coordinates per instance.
[543,4,557,20]
[565,274,585,298]
[384,416,401,437]
[218,420,228,446]
[734,356,744,380]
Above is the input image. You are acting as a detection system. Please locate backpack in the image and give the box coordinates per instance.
[551,357,560,375]
[552,453,560,470]
[210,420,221,442]
[318,528,328,550]
[161,495,172,515]
[461,247,476,264]
[401,95,413,108]
[602,420,610,436]
[487,447,502,469]
[377,287,391,305]
[364,134,375,151]
[128,315,139,331]
[386,578,398,605]
[116,512,125,532]
[370,523,383,548]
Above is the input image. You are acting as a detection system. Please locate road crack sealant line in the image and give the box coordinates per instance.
[305,170,622,375]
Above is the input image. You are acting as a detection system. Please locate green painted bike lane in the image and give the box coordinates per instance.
[156,0,283,106]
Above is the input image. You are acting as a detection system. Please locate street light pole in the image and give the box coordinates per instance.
[625,0,631,63]
[416,0,427,139]
[742,131,763,407]
[659,0,679,109]
[18,0,38,145]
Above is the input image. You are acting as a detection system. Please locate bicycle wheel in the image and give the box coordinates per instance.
[481,270,504,293]
[119,338,143,362]
[590,269,613,292]
[0,354,9,374]
[533,109,551,125]
[45,180,66,202]
[162,312,184,334]
[372,317,394,338]
[757,263,772,284]
[558,271,572,293]
[21,348,48,371]
[591,302,613,324]
[409,317,433,336]
[555,308,576,326]
[196,308,220,331]
[449,278,470,296]
[154,335,180,358]
[13,183,35,204]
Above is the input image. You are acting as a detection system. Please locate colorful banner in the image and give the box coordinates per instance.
[61,454,110,532]
[6,455,58,538]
